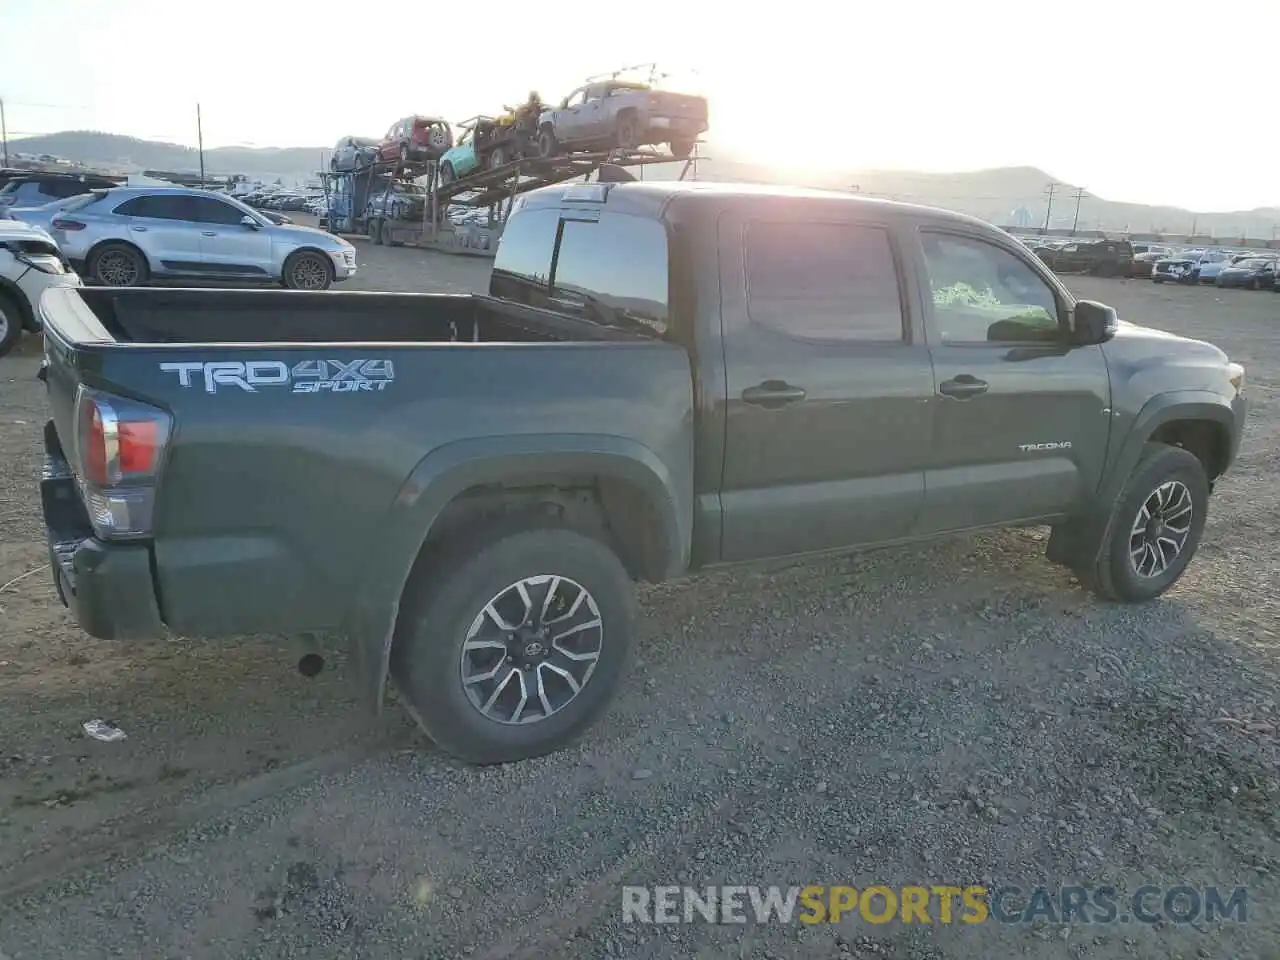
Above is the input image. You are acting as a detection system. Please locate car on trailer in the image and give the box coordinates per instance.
[375,116,454,170]
[535,79,707,159]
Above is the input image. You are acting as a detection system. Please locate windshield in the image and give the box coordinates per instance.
[1236,258,1273,269]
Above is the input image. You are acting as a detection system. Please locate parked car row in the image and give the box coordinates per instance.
[330,77,709,178]
[1016,232,1280,290]
[1151,249,1280,289]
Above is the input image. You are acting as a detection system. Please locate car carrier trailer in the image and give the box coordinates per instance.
[320,144,703,259]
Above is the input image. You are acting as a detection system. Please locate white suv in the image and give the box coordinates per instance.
[0,220,82,358]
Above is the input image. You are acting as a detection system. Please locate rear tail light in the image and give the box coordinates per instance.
[73,387,172,539]
[52,218,86,231]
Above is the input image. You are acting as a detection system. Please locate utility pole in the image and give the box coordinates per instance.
[1042,182,1059,231]
[0,98,8,167]
[1190,215,1198,237]
[196,103,205,183]
[1070,186,1086,234]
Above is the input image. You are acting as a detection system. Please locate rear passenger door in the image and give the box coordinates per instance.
[914,229,1110,532]
[110,194,202,273]
[717,215,935,562]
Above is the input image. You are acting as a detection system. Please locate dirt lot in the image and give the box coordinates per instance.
[1,244,1278,959]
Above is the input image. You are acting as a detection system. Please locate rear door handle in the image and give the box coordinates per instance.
[129,225,147,232]
[201,230,217,237]
[742,380,807,407]
[938,374,989,399]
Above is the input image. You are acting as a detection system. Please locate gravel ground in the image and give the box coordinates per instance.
[1,244,1278,959]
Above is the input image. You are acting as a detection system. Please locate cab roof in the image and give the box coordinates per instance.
[520,179,994,230]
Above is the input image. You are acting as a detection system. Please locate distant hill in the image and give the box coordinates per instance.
[8,131,324,181]
[11,130,1280,240]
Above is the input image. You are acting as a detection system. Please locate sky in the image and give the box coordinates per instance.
[0,0,1274,212]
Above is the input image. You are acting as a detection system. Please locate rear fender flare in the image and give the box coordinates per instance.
[345,434,688,710]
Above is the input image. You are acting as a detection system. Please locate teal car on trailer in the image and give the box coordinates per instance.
[439,119,487,184]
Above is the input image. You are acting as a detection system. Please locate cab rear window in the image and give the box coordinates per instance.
[490,206,669,337]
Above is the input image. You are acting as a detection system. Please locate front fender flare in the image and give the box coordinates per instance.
[1100,390,1239,502]
[345,433,689,711]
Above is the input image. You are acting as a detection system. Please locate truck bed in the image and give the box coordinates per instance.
[59,287,636,345]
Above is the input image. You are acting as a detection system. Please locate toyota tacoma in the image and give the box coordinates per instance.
[36,181,1246,764]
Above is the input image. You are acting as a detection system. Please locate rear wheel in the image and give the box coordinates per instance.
[669,139,694,159]
[89,242,148,287]
[488,145,509,170]
[425,124,451,153]
[616,113,640,150]
[390,521,635,764]
[0,289,23,358]
[282,250,334,290]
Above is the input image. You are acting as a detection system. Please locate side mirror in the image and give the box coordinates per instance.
[1072,300,1118,345]
[240,215,260,230]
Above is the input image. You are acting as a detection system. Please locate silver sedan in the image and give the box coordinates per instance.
[14,186,357,290]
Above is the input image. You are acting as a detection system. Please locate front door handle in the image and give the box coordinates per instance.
[742,380,807,407]
[938,374,989,399]
[129,225,147,232]
[201,230,217,237]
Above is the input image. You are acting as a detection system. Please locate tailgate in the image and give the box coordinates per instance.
[652,92,707,120]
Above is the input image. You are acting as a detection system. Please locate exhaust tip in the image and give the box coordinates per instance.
[297,652,325,678]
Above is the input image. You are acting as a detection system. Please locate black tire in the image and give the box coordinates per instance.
[390,520,635,764]
[488,145,509,170]
[88,242,148,287]
[537,125,558,159]
[282,250,334,290]
[616,113,640,150]
[669,139,694,160]
[0,289,23,358]
[1086,443,1209,603]
[1152,277,1164,284]
[440,162,455,185]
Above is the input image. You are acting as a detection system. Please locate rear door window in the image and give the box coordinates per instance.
[744,221,906,342]
[113,195,191,220]
[490,205,669,336]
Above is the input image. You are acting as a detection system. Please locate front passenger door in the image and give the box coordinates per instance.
[915,229,1111,532]
[187,196,272,276]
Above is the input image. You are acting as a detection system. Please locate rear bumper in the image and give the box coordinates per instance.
[41,422,165,641]
[645,117,706,138]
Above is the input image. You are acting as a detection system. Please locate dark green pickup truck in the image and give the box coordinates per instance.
[37,181,1246,764]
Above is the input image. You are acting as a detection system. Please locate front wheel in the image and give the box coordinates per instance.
[390,521,635,764]
[282,250,334,290]
[1088,443,1209,603]
[0,290,22,358]
[488,145,509,170]
[537,125,559,159]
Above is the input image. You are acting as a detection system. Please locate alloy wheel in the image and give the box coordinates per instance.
[1128,480,1194,578]
[459,574,603,725]
[97,250,140,286]
[290,256,328,290]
